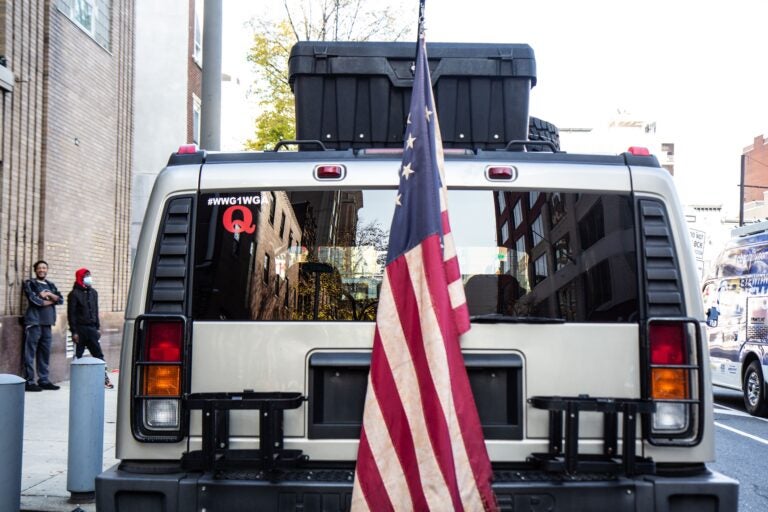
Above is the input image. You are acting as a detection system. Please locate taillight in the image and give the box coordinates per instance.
[177,144,198,154]
[647,320,701,443]
[650,323,688,402]
[147,322,183,361]
[133,316,185,440]
[627,146,650,156]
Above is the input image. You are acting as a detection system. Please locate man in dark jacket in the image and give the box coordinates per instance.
[67,268,113,388]
[23,260,64,391]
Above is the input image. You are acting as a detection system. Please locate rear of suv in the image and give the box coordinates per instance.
[96,146,737,511]
[96,41,737,511]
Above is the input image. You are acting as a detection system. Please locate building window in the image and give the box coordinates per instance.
[284,278,290,307]
[269,192,277,225]
[279,213,287,239]
[515,236,526,260]
[192,94,201,145]
[555,235,570,270]
[513,201,523,228]
[550,192,565,226]
[497,191,507,215]
[56,0,112,50]
[74,0,93,29]
[534,254,549,285]
[579,201,605,251]
[193,0,203,65]
[584,260,612,317]
[531,214,544,246]
[263,254,270,284]
[500,220,509,245]
[514,236,528,287]
[529,191,540,208]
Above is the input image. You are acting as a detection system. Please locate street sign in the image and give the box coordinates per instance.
[689,227,706,261]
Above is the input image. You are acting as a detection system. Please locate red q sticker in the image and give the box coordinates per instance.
[222,205,256,234]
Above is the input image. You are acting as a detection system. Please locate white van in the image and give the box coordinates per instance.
[703,221,768,417]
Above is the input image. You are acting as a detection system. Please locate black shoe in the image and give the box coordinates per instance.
[38,382,60,390]
[25,383,43,392]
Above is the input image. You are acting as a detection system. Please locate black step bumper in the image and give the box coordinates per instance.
[96,463,738,512]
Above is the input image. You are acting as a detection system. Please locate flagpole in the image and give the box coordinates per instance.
[417,0,426,37]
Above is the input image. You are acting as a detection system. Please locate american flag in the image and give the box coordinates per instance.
[351,34,497,512]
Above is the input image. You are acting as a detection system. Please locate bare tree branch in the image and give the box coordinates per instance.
[246,0,416,149]
[344,0,363,40]
[282,0,300,40]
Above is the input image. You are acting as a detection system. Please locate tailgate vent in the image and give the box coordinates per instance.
[147,196,193,314]
[639,199,683,316]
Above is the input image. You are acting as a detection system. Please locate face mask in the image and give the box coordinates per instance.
[83,276,93,286]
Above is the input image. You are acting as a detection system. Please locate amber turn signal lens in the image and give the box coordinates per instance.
[651,368,688,400]
[143,366,181,396]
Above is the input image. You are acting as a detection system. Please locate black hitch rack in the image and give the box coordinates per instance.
[181,392,306,478]
[527,395,656,476]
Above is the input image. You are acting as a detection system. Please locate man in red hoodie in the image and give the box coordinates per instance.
[67,268,113,388]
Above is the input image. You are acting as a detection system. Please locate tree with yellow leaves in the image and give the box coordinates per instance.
[245,0,414,150]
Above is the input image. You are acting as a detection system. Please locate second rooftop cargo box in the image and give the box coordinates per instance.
[288,41,536,150]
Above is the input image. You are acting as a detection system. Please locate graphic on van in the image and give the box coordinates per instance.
[713,241,768,277]
[221,205,257,235]
[206,194,262,206]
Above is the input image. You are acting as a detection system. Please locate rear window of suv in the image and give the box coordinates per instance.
[192,189,637,322]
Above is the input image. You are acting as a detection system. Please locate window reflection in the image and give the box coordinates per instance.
[193,189,637,322]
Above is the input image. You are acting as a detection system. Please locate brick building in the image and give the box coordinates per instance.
[742,135,768,213]
[0,0,134,380]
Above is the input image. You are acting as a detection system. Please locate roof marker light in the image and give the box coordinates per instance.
[627,146,650,156]
[486,165,517,181]
[315,164,346,180]
[177,144,198,154]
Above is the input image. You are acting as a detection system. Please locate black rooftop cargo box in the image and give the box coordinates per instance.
[288,41,536,150]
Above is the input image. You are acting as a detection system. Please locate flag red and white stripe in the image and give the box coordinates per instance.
[351,31,496,512]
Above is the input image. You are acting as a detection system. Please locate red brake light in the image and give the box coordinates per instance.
[486,166,517,180]
[315,164,345,179]
[650,323,685,364]
[177,144,198,154]
[627,146,650,156]
[147,321,183,362]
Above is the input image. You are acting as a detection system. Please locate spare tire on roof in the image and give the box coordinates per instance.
[528,116,560,152]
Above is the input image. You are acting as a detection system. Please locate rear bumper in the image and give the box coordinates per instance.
[96,463,738,512]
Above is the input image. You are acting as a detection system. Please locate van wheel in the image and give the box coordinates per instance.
[528,116,560,152]
[743,361,768,417]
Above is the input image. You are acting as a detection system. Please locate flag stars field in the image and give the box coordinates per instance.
[401,162,415,180]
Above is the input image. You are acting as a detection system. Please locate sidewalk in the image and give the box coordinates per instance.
[20,370,119,512]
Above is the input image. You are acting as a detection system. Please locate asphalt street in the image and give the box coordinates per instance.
[711,386,768,512]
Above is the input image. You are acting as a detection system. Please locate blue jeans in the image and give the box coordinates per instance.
[24,324,52,384]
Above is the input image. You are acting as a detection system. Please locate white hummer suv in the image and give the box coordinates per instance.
[96,143,737,511]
